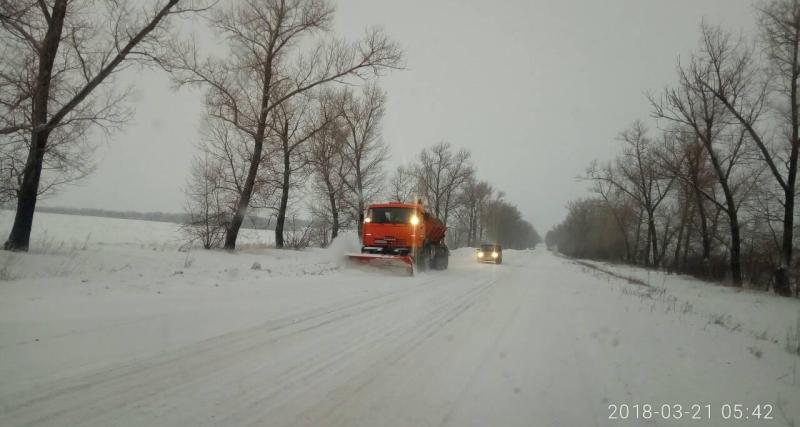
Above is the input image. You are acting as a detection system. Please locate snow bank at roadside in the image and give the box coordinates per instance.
[576,257,800,355]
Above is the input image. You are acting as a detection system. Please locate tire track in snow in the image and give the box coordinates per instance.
[0,270,498,427]
[436,268,526,427]
[0,276,443,426]
[218,272,500,426]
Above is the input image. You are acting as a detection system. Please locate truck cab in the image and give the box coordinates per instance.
[362,202,425,255]
[360,202,448,271]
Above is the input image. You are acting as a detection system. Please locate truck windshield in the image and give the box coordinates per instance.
[368,207,414,224]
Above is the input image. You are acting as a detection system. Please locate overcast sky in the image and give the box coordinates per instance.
[46,0,757,232]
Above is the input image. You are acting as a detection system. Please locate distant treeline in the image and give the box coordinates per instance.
[2,206,277,231]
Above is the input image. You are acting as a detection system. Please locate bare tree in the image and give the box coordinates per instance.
[690,6,800,295]
[164,0,403,249]
[655,127,719,275]
[266,95,332,248]
[586,122,674,267]
[587,173,637,262]
[308,110,348,243]
[388,165,417,203]
[282,212,313,249]
[183,116,256,249]
[456,178,493,247]
[0,0,209,251]
[338,83,390,227]
[650,25,764,285]
[415,141,473,227]
[182,152,227,249]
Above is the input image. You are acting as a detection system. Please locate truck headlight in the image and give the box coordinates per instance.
[491,252,499,258]
[477,251,484,257]
[409,215,419,225]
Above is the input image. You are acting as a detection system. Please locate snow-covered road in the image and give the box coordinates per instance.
[1,243,799,426]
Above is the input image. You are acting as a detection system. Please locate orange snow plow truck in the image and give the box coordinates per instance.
[347,202,449,275]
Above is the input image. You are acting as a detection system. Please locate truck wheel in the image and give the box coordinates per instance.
[416,246,430,272]
[432,248,448,270]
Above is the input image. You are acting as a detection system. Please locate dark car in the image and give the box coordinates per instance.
[476,244,502,264]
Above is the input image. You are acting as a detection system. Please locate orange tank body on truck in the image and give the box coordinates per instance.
[361,202,446,250]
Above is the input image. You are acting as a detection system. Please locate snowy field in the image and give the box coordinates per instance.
[0,213,799,426]
[0,210,275,250]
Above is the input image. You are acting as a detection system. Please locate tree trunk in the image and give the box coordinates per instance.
[687,143,712,275]
[648,213,659,268]
[682,214,694,270]
[275,139,291,248]
[442,194,452,228]
[224,137,264,250]
[467,213,473,247]
[672,203,688,272]
[603,197,632,262]
[356,201,365,235]
[692,190,713,278]
[326,181,339,241]
[633,207,643,265]
[477,205,484,243]
[728,210,743,286]
[711,159,742,285]
[643,214,653,267]
[4,1,68,251]
[274,177,290,248]
[355,169,365,237]
[703,144,742,286]
[694,189,711,261]
[776,185,795,295]
[5,132,49,251]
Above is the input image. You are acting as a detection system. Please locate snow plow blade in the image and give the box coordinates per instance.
[346,253,414,276]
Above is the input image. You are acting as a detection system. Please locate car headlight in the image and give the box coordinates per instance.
[491,252,499,258]
[477,251,484,257]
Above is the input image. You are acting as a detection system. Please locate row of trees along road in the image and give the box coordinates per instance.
[383,142,541,250]
[1,0,540,253]
[187,100,541,251]
[547,0,800,298]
